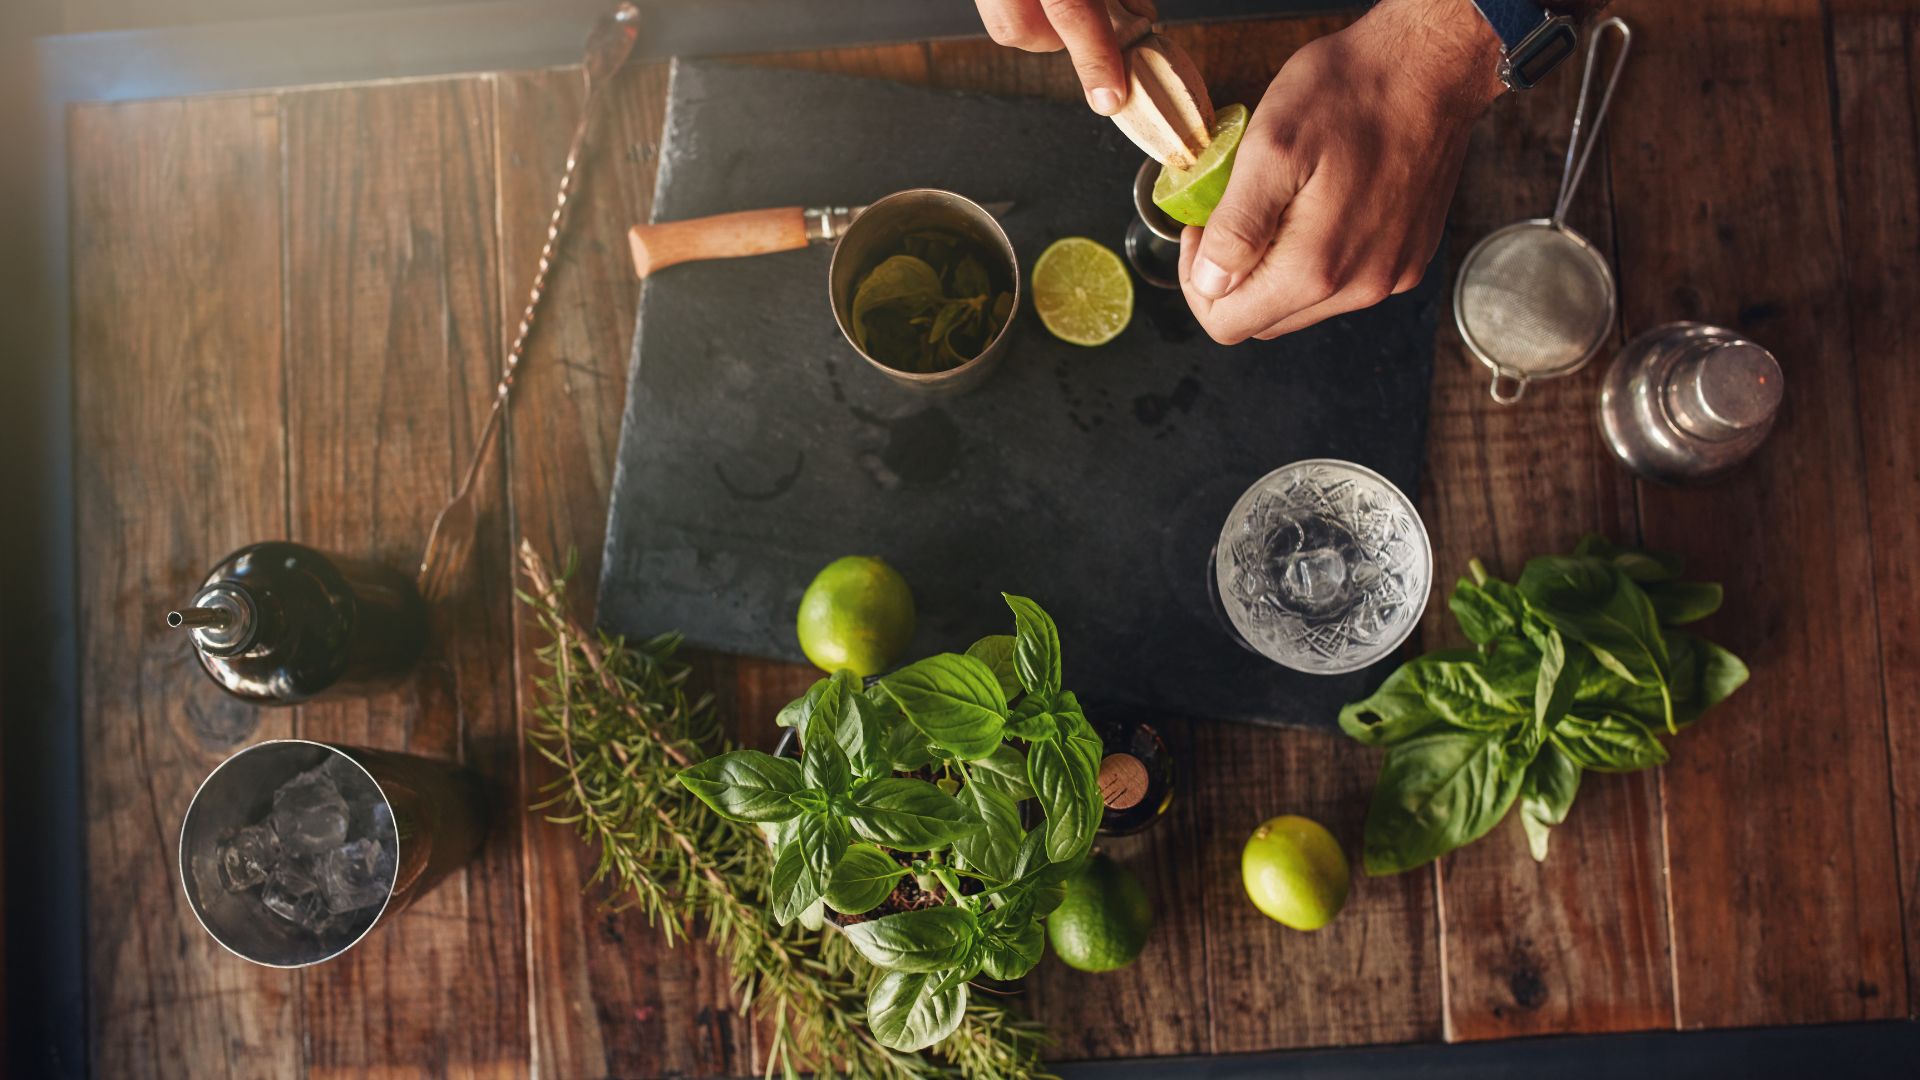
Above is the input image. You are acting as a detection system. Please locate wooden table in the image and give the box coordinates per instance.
[68,2,1918,1075]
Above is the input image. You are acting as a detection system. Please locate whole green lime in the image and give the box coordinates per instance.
[1241,814,1350,931]
[1046,854,1154,972]
[795,556,916,678]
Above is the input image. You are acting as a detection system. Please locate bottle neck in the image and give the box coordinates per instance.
[173,582,261,656]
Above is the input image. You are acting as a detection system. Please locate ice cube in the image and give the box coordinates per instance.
[218,822,281,892]
[260,859,331,933]
[319,837,396,913]
[271,765,349,854]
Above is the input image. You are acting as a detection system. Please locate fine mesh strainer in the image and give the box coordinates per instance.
[1456,17,1632,404]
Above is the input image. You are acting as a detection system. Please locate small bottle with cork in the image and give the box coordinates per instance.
[1088,701,1178,835]
[169,541,427,705]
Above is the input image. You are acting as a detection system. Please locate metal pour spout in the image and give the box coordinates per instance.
[168,606,234,631]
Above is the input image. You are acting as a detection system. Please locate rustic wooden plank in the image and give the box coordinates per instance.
[1420,54,1674,1039]
[497,61,751,1080]
[280,76,531,1076]
[1028,717,1211,1060]
[1607,0,1907,1026]
[1828,0,1920,1018]
[1195,724,1442,1051]
[71,94,297,1080]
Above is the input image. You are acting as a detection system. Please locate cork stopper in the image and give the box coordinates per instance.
[1098,753,1149,810]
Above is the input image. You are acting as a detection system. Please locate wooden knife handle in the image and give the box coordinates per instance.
[628,206,810,279]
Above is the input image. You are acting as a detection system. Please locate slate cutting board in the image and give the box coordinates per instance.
[598,59,1440,731]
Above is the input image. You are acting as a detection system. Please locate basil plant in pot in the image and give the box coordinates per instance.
[677,595,1103,1052]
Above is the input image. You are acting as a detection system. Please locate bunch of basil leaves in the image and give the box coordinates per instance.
[1341,536,1750,875]
[852,231,1014,374]
[676,594,1101,1053]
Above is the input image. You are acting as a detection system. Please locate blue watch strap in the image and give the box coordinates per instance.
[1472,0,1549,50]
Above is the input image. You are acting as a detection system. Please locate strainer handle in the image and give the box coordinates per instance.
[1490,371,1529,405]
[1552,17,1632,228]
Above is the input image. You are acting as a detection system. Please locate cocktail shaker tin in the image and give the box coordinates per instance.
[1598,322,1783,484]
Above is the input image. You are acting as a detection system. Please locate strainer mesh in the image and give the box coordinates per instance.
[1458,226,1614,372]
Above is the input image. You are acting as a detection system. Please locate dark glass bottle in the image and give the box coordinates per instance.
[1087,701,1178,835]
[169,541,426,705]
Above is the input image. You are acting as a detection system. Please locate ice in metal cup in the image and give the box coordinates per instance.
[828,188,1019,396]
[179,739,487,968]
[1210,459,1432,674]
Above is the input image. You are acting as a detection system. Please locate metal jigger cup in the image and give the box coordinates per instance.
[829,188,1020,396]
[179,739,488,968]
[1127,158,1184,290]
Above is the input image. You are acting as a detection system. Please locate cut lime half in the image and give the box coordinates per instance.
[1152,103,1248,228]
[1032,237,1134,347]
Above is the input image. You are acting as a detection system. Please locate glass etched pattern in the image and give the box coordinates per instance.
[1214,459,1432,674]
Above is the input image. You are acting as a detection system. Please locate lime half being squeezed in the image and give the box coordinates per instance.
[1152,103,1248,228]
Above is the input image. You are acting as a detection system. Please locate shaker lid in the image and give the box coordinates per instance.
[1665,340,1783,441]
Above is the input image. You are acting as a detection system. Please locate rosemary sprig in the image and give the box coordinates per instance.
[517,543,1053,1079]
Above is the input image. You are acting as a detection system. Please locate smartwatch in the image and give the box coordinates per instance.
[1470,0,1579,91]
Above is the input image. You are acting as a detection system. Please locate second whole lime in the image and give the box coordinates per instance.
[1046,854,1154,972]
[795,556,916,678]
[1241,814,1350,931]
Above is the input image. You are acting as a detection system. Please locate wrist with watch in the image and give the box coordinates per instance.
[1469,0,1581,91]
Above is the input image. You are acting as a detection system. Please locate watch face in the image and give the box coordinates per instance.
[1509,21,1579,89]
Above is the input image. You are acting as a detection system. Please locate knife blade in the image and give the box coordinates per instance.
[628,200,1015,279]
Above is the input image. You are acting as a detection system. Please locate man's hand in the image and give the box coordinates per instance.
[1181,0,1507,343]
[974,0,1157,115]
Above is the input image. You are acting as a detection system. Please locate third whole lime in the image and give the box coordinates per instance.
[795,555,915,678]
[1046,854,1154,972]
[1241,814,1350,931]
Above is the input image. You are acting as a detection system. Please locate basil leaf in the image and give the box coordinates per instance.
[1519,556,1672,728]
[770,839,823,926]
[774,676,832,735]
[1004,594,1063,696]
[1518,741,1581,862]
[1029,735,1098,863]
[1552,712,1669,772]
[840,906,979,972]
[981,920,1045,981]
[674,750,804,823]
[951,781,1023,882]
[1054,693,1102,778]
[853,255,944,354]
[849,778,981,851]
[788,789,829,815]
[837,673,890,779]
[793,810,849,889]
[951,254,991,299]
[1643,581,1724,626]
[867,970,967,1053]
[964,634,1022,699]
[1666,631,1749,727]
[1004,692,1056,742]
[970,742,1035,800]
[825,843,906,915]
[1450,576,1525,645]
[1339,660,1447,746]
[802,711,852,796]
[1574,535,1685,582]
[882,653,1008,760]
[1523,619,1580,731]
[1362,730,1525,875]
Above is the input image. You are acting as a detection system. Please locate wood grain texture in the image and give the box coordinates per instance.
[497,61,751,1080]
[1027,718,1211,1060]
[1828,0,1920,1017]
[1607,0,1907,1027]
[280,77,530,1077]
[1195,724,1442,1051]
[71,95,298,1080]
[1420,56,1673,1040]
